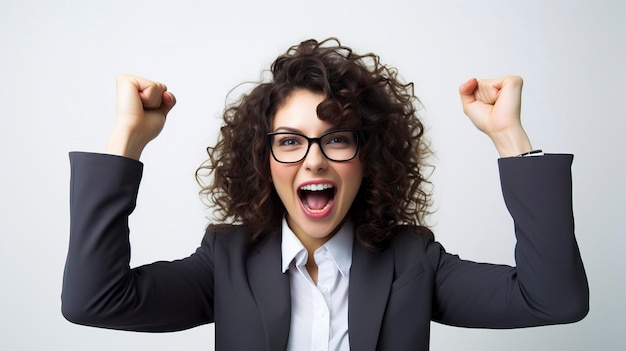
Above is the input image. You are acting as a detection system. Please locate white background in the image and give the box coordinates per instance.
[1,0,624,350]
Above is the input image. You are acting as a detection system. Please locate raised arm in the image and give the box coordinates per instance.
[62,75,215,331]
[430,77,589,327]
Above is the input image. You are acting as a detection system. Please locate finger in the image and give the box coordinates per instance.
[459,78,478,106]
[116,74,165,112]
[475,78,502,104]
[138,81,167,110]
[117,74,168,110]
[160,91,177,116]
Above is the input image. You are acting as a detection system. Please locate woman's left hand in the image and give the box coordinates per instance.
[459,76,533,157]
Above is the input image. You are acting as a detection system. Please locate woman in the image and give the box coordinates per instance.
[62,38,588,350]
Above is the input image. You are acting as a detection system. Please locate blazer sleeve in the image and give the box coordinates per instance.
[62,152,215,332]
[431,154,589,328]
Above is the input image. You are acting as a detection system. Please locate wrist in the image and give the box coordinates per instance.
[106,128,148,160]
[488,126,532,157]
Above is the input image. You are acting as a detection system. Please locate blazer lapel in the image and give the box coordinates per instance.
[247,232,291,351]
[348,241,394,351]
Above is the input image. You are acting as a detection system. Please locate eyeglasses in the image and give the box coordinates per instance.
[267,129,360,164]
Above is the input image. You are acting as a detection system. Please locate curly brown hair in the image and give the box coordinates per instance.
[196,38,433,250]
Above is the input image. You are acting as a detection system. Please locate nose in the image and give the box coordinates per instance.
[303,142,328,173]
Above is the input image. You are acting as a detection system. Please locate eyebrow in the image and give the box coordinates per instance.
[272,126,336,134]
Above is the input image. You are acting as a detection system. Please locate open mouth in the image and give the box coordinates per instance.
[298,183,336,214]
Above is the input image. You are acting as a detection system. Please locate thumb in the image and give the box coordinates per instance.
[459,78,478,107]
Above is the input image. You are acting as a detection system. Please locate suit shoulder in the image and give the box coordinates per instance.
[389,225,443,269]
[391,225,435,248]
[202,224,252,244]
[201,225,279,253]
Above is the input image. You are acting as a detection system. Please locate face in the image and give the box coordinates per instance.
[270,89,364,251]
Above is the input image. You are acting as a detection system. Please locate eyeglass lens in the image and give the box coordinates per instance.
[270,130,358,163]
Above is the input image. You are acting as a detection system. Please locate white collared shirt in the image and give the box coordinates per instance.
[281,219,353,351]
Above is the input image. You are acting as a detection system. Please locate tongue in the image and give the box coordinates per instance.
[304,191,332,210]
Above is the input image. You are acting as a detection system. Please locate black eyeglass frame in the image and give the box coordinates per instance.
[266,129,361,164]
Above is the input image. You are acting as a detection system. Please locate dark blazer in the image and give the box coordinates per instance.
[62,152,589,350]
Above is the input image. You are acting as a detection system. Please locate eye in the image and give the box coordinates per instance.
[328,135,349,144]
[324,132,355,147]
[276,134,305,147]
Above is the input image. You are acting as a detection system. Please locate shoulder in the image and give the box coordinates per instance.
[388,225,443,272]
[389,225,436,251]
[200,224,280,256]
[201,224,252,248]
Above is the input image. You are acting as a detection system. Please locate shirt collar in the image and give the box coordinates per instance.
[281,218,354,277]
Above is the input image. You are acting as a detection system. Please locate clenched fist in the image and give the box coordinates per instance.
[107,74,177,160]
[459,76,532,157]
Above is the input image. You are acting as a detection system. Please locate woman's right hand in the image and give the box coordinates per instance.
[106,74,176,160]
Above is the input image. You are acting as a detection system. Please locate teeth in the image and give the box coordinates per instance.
[300,183,334,191]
